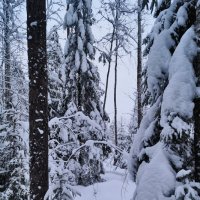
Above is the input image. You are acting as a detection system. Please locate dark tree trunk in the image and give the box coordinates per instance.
[194,3,200,182]
[113,0,120,166]
[3,0,11,118]
[103,27,115,114]
[114,41,118,148]
[113,37,118,165]
[137,0,142,128]
[114,0,120,149]
[67,4,70,36]
[193,98,200,181]
[77,69,82,111]
[27,0,48,199]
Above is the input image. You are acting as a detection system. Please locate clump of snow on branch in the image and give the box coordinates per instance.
[160,27,197,141]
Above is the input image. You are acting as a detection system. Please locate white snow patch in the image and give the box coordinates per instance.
[37,128,44,134]
[177,4,188,26]
[30,21,37,26]
[74,167,135,200]
[176,169,191,179]
[133,143,175,200]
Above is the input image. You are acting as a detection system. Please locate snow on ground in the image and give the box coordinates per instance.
[74,160,135,200]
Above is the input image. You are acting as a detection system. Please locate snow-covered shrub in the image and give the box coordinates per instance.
[49,102,107,187]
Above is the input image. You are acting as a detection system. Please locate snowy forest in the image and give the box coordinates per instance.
[1,0,200,199]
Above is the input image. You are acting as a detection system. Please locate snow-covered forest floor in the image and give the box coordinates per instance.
[74,159,135,200]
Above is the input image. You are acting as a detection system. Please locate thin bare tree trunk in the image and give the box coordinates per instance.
[113,37,118,166]
[114,0,120,148]
[67,4,70,36]
[194,3,200,182]
[113,0,120,166]
[77,68,82,111]
[114,40,118,147]
[137,0,142,128]
[27,0,48,199]
[103,27,115,114]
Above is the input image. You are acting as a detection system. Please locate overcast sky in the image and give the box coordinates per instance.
[93,6,137,122]
[92,3,154,122]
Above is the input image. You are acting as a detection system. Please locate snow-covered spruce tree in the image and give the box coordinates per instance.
[48,0,108,189]
[63,0,108,185]
[129,0,200,199]
[47,27,64,118]
[0,63,28,200]
[2,48,29,200]
[130,0,193,178]
[47,28,81,199]
[0,1,28,199]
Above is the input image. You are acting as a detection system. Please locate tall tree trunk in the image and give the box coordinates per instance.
[27,0,48,199]
[114,46,118,148]
[103,27,115,114]
[3,0,11,119]
[113,38,118,165]
[113,0,120,166]
[194,3,200,182]
[137,0,142,128]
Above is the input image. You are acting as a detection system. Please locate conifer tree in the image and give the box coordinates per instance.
[63,0,107,185]
[47,27,64,118]
[48,0,108,188]
[130,0,200,199]
[0,1,28,199]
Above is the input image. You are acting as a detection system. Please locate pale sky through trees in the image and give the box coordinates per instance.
[50,0,153,122]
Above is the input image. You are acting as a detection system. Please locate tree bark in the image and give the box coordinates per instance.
[114,0,120,148]
[27,0,48,199]
[137,0,142,128]
[103,27,115,114]
[113,37,118,165]
[113,0,120,166]
[194,3,200,182]
[114,41,118,148]
[77,69,82,111]
[67,4,70,36]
